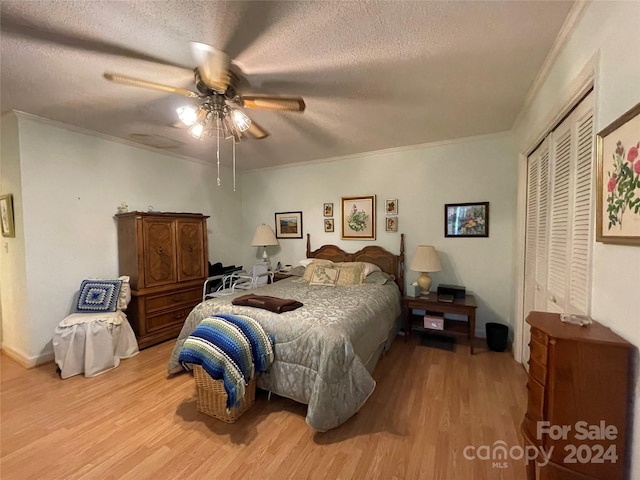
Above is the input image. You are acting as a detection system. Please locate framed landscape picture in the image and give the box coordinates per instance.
[444,202,489,237]
[274,211,303,239]
[341,195,375,240]
[596,102,640,245]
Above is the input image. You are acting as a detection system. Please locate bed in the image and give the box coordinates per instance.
[168,234,405,431]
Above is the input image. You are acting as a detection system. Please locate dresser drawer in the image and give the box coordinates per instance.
[530,327,548,345]
[529,339,548,366]
[528,357,547,385]
[145,287,202,313]
[146,305,196,332]
[526,377,545,420]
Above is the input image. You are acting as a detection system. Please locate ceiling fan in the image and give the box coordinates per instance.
[104,41,305,142]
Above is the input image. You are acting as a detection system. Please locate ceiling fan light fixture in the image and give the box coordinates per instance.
[230,109,251,132]
[188,122,205,140]
[176,105,199,126]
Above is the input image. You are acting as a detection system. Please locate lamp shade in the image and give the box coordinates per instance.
[409,245,441,273]
[409,245,441,294]
[251,224,279,247]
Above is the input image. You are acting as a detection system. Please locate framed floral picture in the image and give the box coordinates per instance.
[596,102,640,245]
[274,211,303,239]
[444,202,489,237]
[385,199,398,215]
[0,194,15,238]
[323,203,333,217]
[324,218,334,232]
[341,195,376,240]
[385,216,398,232]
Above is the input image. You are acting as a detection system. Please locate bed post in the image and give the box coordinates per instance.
[398,233,405,296]
[306,233,311,258]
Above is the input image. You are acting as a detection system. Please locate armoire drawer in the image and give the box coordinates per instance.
[146,304,197,332]
[145,287,202,313]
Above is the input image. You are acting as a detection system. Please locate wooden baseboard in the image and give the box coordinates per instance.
[1,344,54,368]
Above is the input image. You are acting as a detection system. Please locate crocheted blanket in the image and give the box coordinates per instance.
[178,314,274,408]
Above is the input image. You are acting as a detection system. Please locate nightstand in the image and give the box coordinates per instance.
[402,292,478,354]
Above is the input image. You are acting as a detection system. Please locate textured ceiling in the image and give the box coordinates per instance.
[0,1,574,170]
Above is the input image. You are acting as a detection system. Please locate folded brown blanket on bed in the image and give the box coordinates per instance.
[232,294,303,313]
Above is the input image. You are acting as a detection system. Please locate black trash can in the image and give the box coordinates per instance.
[486,322,509,352]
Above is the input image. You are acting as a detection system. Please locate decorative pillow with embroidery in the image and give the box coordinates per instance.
[302,259,335,282]
[309,265,339,286]
[335,263,365,286]
[76,279,122,312]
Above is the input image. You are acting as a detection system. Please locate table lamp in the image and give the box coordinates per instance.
[251,224,279,268]
[409,245,441,294]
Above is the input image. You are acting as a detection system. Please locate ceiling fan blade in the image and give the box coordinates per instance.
[241,96,305,112]
[103,73,200,98]
[1,13,189,70]
[190,42,231,93]
[246,119,269,139]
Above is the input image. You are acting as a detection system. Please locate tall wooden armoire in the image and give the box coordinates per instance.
[116,211,209,349]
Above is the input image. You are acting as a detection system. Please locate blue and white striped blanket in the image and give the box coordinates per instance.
[178,314,274,408]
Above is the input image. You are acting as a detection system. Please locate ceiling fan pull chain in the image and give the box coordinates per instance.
[233,137,237,192]
[216,117,221,186]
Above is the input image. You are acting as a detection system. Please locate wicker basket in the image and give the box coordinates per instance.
[192,365,256,423]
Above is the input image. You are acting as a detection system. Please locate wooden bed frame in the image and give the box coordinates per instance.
[306,233,405,295]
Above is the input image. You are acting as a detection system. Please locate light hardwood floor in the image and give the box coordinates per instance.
[1,335,528,480]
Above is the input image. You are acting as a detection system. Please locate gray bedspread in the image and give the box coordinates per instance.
[168,277,401,431]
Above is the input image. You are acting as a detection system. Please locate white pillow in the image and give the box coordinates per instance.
[299,258,334,267]
[117,275,132,310]
[361,262,382,277]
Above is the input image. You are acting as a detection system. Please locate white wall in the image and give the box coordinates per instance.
[241,133,518,338]
[513,2,640,477]
[0,113,30,361]
[1,114,243,364]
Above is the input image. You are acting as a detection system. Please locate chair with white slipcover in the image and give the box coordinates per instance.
[53,276,139,379]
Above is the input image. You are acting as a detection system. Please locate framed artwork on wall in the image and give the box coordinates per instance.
[0,194,15,238]
[274,211,303,239]
[444,202,489,237]
[385,216,398,232]
[596,101,640,245]
[385,199,398,215]
[324,218,334,232]
[323,203,333,217]
[341,195,376,240]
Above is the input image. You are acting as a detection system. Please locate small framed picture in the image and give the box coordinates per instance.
[324,218,334,232]
[274,211,303,239]
[323,203,333,217]
[0,194,15,238]
[385,199,398,215]
[385,216,398,232]
[444,202,489,237]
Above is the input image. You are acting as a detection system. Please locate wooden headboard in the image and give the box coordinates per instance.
[306,234,405,295]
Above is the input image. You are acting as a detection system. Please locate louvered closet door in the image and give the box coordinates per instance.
[546,94,594,314]
[522,91,594,361]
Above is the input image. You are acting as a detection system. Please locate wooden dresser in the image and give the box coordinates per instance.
[522,311,633,480]
[116,212,208,349]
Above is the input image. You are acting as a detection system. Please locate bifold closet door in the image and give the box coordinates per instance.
[522,91,594,364]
